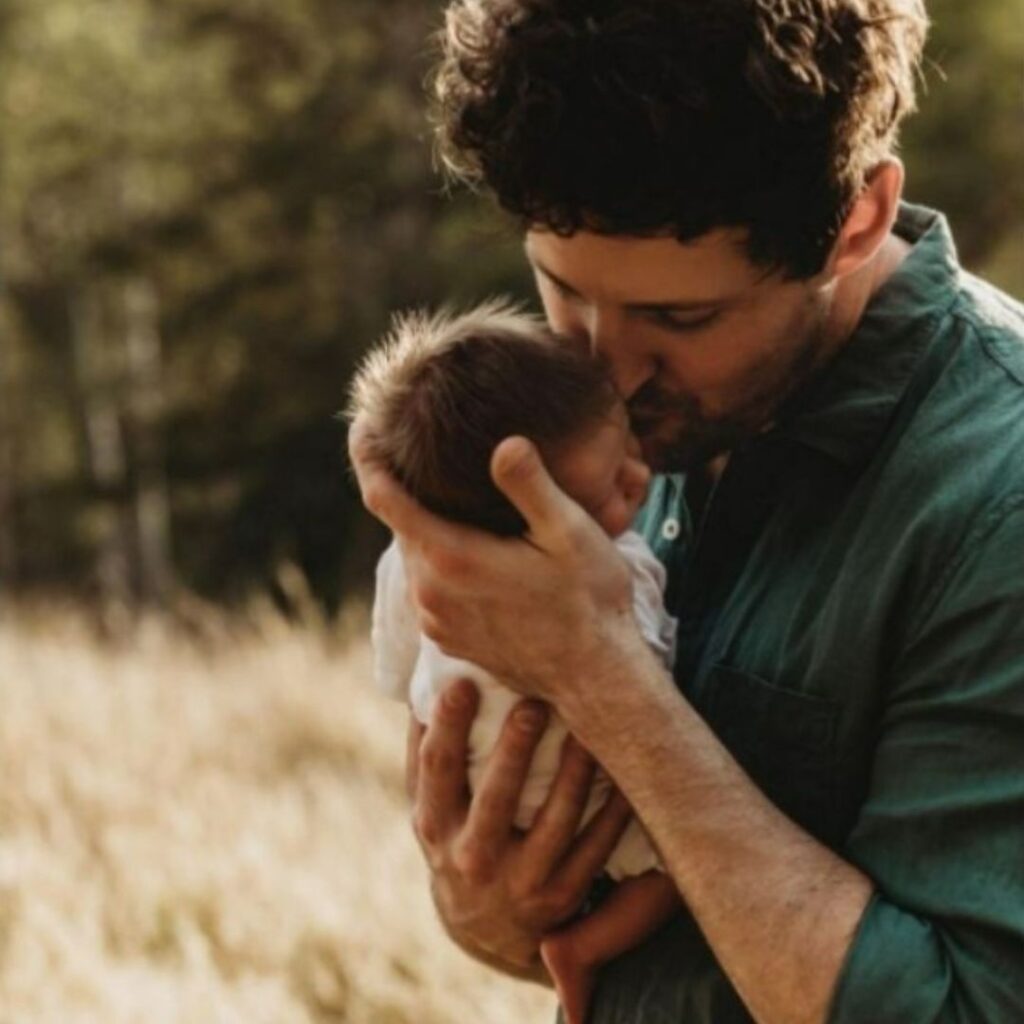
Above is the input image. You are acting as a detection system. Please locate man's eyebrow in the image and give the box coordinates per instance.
[528,259,581,296]
[529,257,725,313]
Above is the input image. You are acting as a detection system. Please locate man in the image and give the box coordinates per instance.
[350,2,1024,1021]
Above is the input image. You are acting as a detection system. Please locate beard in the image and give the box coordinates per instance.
[627,312,832,473]
[628,393,764,471]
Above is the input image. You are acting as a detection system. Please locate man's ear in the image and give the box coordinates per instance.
[828,159,905,280]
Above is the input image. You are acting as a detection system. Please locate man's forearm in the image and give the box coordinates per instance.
[558,641,874,1024]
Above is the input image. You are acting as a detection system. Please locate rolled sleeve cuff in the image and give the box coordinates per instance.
[827,891,951,1024]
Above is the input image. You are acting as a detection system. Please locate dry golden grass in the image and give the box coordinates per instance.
[0,601,556,1024]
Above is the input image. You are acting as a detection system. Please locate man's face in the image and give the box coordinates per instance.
[525,227,839,471]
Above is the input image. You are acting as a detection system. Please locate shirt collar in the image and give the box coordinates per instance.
[773,203,962,467]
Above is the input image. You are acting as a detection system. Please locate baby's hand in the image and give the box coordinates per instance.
[541,872,682,1024]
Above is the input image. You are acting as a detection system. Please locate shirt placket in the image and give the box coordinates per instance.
[672,441,792,705]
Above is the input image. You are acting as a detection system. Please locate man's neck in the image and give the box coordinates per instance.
[870,230,913,291]
[827,231,912,353]
[702,233,913,488]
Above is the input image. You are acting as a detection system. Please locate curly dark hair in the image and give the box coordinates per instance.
[433,0,927,277]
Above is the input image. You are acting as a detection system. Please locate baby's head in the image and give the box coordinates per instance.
[348,299,650,537]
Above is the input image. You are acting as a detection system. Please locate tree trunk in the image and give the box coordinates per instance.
[0,304,20,590]
[69,280,133,607]
[123,276,174,607]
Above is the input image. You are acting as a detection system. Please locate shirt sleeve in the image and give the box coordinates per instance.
[370,539,421,702]
[828,499,1024,1023]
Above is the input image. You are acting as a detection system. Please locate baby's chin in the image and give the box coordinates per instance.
[593,500,645,539]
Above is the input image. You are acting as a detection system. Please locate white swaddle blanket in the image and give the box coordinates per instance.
[371,530,677,879]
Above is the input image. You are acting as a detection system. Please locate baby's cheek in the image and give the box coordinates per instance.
[596,498,630,538]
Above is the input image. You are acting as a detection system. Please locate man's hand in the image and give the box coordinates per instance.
[350,417,643,710]
[351,414,639,978]
[407,677,634,977]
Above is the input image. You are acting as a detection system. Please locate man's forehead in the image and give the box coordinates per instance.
[523,226,767,307]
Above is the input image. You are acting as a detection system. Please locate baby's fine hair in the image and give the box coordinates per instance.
[347,299,617,535]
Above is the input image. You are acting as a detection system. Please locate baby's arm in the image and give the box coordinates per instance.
[541,871,681,1024]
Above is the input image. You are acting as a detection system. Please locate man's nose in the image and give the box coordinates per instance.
[582,309,653,399]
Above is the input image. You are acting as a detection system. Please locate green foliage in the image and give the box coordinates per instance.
[0,0,1018,608]
[902,0,1024,289]
[0,0,527,608]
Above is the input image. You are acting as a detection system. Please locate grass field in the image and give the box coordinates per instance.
[0,602,556,1024]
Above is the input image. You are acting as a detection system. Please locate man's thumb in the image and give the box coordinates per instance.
[490,436,577,542]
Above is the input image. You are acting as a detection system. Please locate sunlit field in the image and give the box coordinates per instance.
[0,601,556,1024]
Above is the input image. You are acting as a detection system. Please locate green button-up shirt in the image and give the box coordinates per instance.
[587,204,1024,1024]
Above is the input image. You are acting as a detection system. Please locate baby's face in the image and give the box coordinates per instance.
[547,402,652,538]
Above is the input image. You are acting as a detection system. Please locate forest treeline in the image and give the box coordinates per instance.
[0,0,1020,612]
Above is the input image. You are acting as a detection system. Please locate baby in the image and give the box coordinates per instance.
[348,300,681,1024]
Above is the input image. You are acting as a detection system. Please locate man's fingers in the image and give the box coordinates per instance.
[523,734,596,881]
[348,419,425,533]
[351,417,508,592]
[458,701,549,878]
[550,787,634,898]
[415,678,478,850]
[490,436,584,547]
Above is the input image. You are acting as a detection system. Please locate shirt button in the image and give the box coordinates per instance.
[661,518,681,541]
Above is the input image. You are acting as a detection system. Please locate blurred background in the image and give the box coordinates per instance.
[0,0,1019,1020]
[0,0,1020,614]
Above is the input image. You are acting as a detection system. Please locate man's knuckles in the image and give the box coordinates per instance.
[412,807,445,853]
[437,679,477,720]
[430,543,475,581]
[411,570,469,623]
[539,881,583,923]
[503,703,548,747]
[419,738,459,780]
[451,838,498,885]
[411,576,446,616]
[409,543,474,593]
[513,880,580,924]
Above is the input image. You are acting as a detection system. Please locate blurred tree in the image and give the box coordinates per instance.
[0,312,24,585]
[902,0,1024,292]
[0,0,1018,610]
[0,0,526,609]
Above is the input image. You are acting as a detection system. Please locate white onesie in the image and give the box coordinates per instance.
[371,530,677,880]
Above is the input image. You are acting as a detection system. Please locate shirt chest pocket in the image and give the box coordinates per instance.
[696,664,842,847]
